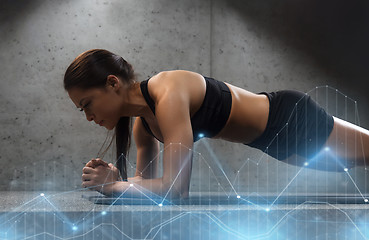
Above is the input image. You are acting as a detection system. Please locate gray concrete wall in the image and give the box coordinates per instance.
[1,0,368,194]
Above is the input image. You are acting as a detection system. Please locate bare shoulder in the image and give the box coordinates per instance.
[147,70,206,103]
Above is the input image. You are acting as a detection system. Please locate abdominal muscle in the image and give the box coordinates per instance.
[213,83,270,144]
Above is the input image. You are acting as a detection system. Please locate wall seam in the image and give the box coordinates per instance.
[210,0,213,76]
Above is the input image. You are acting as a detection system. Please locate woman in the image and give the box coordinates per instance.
[64,49,369,199]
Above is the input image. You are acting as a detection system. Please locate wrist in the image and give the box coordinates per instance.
[128,176,143,183]
[99,181,120,197]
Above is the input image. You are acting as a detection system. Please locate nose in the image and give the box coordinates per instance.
[85,112,94,122]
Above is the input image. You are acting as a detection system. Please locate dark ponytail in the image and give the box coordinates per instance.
[64,49,135,180]
[115,117,131,181]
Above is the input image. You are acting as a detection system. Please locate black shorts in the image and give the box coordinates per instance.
[246,90,334,160]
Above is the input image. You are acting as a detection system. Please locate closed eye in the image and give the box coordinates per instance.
[79,102,91,112]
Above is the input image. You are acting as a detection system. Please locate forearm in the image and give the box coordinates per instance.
[110,142,192,199]
[112,177,180,199]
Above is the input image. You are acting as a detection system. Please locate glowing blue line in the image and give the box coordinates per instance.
[161,160,188,203]
[238,198,267,210]
[145,212,189,239]
[23,232,64,240]
[0,197,46,227]
[41,195,75,226]
[198,153,230,196]
[99,184,137,211]
[139,145,164,175]
[345,171,368,203]
[205,212,250,239]
[4,201,369,240]
[129,185,161,205]
[56,222,133,240]
[269,167,305,207]
[201,140,239,196]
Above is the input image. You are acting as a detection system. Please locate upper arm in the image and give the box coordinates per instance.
[152,71,194,145]
[154,81,194,196]
[133,117,160,179]
[156,92,194,144]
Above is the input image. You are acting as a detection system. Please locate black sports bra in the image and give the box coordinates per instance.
[140,76,232,142]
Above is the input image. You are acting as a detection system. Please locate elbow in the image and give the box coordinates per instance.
[161,179,189,199]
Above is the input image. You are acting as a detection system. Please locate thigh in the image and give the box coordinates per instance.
[323,116,369,167]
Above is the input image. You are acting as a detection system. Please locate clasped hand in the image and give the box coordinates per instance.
[82,158,120,196]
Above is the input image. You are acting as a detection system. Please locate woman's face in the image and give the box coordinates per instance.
[68,85,122,130]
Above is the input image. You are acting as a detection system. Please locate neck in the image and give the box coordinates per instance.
[119,82,151,118]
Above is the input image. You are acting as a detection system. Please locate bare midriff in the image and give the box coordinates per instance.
[213,83,270,144]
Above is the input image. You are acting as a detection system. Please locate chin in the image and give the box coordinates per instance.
[106,125,115,130]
